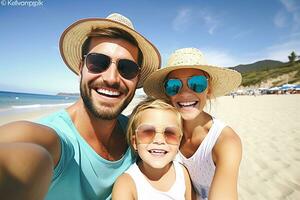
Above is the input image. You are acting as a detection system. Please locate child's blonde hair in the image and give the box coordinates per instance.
[127,98,182,153]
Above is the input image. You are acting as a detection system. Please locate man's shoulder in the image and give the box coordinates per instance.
[37,110,75,132]
[118,113,129,120]
[118,114,129,126]
[37,109,68,124]
[36,109,75,140]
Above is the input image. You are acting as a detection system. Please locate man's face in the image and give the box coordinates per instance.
[80,37,140,120]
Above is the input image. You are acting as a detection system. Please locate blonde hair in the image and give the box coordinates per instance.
[126,98,182,153]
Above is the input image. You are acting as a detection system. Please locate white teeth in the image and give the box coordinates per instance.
[149,149,167,154]
[97,89,120,96]
[178,101,197,107]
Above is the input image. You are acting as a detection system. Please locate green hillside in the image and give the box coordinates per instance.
[237,62,300,87]
[232,60,285,73]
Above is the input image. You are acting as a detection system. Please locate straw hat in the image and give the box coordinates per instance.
[143,48,242,99]
[59,13,161,88]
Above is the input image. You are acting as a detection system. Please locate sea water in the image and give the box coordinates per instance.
[0,91,79,115]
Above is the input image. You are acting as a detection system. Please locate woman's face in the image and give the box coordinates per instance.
[167,68,210,121]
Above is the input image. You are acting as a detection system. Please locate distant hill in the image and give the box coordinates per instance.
[230,60,300,88]
[57,92,80,97]
[230,60,286,73]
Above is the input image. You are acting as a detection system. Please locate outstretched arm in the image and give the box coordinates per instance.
[0,121,61,199]
[209,127,242,200]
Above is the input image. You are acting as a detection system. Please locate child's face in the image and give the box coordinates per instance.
[133,108,182,169]
[167,68,210,121]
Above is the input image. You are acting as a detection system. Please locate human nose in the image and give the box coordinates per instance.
[178,80,190,94]
[101,61,121,86]
[152,132,166,144]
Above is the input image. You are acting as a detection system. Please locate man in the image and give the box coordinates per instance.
[0,13,161,200]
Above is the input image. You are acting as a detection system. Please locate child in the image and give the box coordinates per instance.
[143,48,242,200]
[112,98,194,200]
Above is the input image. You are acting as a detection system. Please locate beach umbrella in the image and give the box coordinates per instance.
[280,84,296,90]
[269,87,280,91]
[294,85,300,91]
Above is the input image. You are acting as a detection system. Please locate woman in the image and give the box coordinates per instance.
[143,48,242,200]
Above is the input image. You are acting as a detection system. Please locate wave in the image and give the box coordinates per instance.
[11,103,73,109]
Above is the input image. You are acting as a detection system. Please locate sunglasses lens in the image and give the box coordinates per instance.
[136,124,156,143]
[164,79,182,96]
[86,53,111,73]
[188,75,208,93]
[136,124,181,145]
[164,127,181,144]
[118,59,140,79]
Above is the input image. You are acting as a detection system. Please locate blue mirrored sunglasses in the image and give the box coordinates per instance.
[164,75,208,96]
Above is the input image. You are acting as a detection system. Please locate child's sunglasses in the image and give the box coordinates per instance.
[84,53,140,80]
[135,124,182,145]
[164,75,208,96]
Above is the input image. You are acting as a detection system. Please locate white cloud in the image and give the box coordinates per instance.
[202,15,218,35]
[201,48,243,67]
[265,39,300,61]
[280,0,299,12]
[233,30,253,40]
[274,11,287,28]
[199,38,300,67]
[172,7,221,35]
[172,8,192,32]
[279,0,300,30]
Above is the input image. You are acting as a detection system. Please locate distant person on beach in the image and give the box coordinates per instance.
[144,48,242,200]
[112,98,194,200]
[0,13,160,200]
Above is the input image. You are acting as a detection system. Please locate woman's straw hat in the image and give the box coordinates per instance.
[59,13,161,88]
[144,48,242,99]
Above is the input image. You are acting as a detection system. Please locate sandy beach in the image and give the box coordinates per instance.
[209,94,300,200]
[0,94,299,199]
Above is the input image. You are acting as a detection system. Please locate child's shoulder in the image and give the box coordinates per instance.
[112,173,136,199]
[174,161,190,179]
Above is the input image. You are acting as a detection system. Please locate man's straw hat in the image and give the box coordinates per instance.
[144,48,242,99]
[59,13,161,88]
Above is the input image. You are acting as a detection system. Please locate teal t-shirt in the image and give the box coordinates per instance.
[37,109,135,200]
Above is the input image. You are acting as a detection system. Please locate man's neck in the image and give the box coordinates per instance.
[66,100,127,161]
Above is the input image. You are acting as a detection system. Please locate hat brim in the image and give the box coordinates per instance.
[60,18,161,88]
[143,65,242,100]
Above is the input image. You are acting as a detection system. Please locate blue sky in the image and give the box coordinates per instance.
[0,0,300,94]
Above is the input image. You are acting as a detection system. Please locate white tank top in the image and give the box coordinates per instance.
[125,161,186,200]
[176,118,226,200]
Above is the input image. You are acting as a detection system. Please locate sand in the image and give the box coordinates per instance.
[0,94,299,199]
[209,94,300,200]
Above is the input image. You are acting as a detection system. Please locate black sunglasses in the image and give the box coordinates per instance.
[84,53,140,80]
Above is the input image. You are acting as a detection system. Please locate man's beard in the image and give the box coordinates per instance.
[80,78,135,120]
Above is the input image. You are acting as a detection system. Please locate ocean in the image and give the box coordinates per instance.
[0,91,79,114]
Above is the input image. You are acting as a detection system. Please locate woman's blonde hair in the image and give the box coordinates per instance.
[126,97,182,153]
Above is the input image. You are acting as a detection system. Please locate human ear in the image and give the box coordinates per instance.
[78,61,84,80]
[206,84,213,98]
[132,135,137,151]
[79,60,84,73]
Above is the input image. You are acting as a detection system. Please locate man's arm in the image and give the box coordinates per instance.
[0,121,61,199]
[209,127,242,200]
